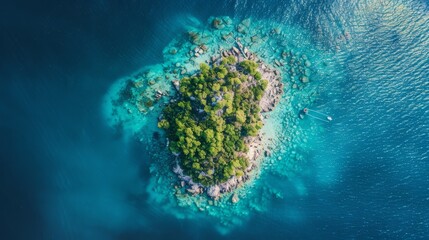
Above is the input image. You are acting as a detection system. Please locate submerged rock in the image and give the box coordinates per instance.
[237,24,246,33]
[188,31,200,44]
[172,80,180,91]
[222,33,232,41]
[212,18,224,29]
[134,80,144,88]
[241,18,251,28]
[169,48,177,55]
[144,100,154,107]
[301,76,309,83]
[251,35,259,43]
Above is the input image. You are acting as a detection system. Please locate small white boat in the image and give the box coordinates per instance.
[301,108,333,123]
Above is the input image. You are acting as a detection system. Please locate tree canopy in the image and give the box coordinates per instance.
[158,59,268,186]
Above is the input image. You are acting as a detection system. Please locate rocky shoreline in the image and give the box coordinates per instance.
[171,42,284,201]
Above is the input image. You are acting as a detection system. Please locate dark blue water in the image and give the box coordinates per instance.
[1,0,428,239]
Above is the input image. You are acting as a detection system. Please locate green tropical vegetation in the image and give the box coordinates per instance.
[158,58,268,186]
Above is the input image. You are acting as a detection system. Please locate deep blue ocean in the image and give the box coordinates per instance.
[1,0,428,239]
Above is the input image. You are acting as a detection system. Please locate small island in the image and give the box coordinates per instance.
[103,15,322,222]
[158,46,283,199]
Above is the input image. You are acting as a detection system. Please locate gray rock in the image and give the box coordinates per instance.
[187,184,201,194]
[207,185,220,198]
[232,193,239,203]
[232,46,240,55]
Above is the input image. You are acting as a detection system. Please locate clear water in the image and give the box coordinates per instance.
[1,0,428,239]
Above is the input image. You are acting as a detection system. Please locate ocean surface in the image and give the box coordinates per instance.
[1,0,428,239]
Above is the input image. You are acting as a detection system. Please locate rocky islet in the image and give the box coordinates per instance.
[103,16,331,222]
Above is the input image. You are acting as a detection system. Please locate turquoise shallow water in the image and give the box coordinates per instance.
[1,0,428,239]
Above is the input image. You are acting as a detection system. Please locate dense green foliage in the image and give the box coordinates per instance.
[158,59,268,186]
